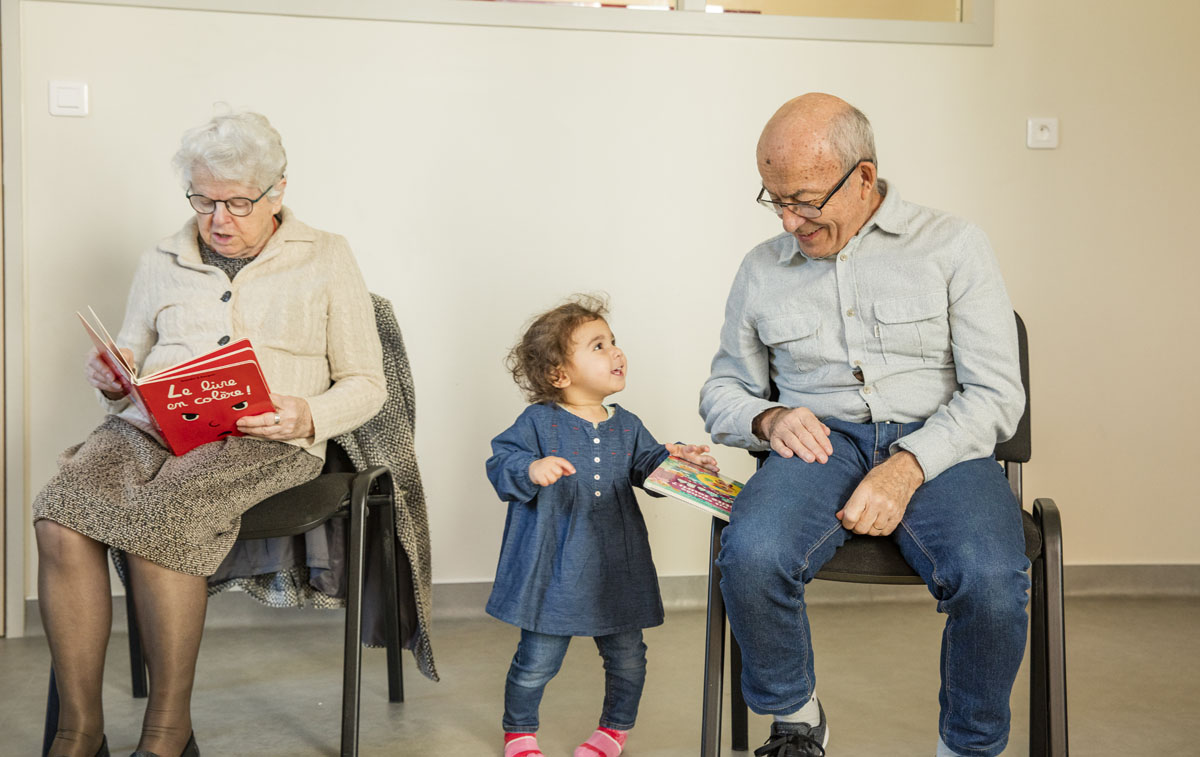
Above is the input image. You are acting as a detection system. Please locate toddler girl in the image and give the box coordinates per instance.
[486,295,717,757]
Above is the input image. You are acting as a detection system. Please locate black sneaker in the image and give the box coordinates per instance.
[753,700,828,757]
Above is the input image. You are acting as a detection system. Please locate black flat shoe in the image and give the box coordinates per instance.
[130,732,198,757]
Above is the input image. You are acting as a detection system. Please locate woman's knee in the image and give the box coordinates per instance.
[35,520,103,566]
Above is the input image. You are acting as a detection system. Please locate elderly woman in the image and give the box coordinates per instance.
[33,112,386,757]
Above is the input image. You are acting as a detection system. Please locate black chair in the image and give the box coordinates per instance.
[700,313,1068,756]
[43,440,405,757]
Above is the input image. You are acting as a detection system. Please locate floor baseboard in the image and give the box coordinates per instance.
[23,564,1200,636]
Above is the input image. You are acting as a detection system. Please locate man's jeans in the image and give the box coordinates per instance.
[503,628,647,733]
[716,418,1030,757]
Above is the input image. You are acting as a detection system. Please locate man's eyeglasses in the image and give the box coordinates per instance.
[757,160,873,219]
[186,183,276,217]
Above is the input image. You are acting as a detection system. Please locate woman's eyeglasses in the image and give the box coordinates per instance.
[186,183,275,217]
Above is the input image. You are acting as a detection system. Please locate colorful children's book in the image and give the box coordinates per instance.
[644,456,744,521]
[78,308,274,456]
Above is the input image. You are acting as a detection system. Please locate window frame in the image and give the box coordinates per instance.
[36,0,994,46]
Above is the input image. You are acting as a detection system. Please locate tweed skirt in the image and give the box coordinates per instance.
[32,415,323,576]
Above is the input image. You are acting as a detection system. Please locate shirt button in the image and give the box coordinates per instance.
[220,291,232,302]
[594,457,600,463]
[593,438,600,444]
[853,360,862,367]
[864,386,873,395]
[846,308,856,318]
[839,253,848,261]
[594,474,600,480]
[594,491,601,497]
[217,335,230,346]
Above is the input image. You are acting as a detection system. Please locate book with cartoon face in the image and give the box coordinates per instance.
[644,455,743,521]
[78,308,273,456]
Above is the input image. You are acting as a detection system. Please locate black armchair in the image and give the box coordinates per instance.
[699,312,1068,756]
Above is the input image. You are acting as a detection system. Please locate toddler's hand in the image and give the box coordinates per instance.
[666,443,720,473]
[530,456,576,486]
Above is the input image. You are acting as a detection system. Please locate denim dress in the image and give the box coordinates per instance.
[485,403,670,636]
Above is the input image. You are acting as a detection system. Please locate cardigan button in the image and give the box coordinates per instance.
[220,291,232,302]
[218,335,231,346]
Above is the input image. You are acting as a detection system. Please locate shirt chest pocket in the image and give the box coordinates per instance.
[874,292,951,365]
[758,312,826,373]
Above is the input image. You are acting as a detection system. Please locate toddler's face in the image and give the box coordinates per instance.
[556,318,627,402]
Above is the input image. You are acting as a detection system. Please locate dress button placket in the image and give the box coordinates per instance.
[593,434,602,496]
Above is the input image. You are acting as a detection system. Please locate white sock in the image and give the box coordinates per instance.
[775,692,820,726]
[936,735,965,757]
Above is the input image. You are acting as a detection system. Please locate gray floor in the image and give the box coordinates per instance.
[2,594,1196,756]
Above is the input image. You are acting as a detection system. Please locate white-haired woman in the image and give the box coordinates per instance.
[33,112,386,757]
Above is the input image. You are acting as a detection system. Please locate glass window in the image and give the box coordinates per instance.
[477,0,676,9]
[705,1,959,22]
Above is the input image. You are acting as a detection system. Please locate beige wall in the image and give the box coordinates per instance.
[12,0,1200,598]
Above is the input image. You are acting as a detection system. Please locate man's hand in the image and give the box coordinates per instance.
[837,450,925,535]
[529,456,576,486]
[754,406,833,464]
[665,443,720,473]
[237,393,315,442]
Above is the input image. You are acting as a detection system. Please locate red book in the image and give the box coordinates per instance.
[78,308,274,456]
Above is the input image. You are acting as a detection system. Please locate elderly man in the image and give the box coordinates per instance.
[700,93,1029,757]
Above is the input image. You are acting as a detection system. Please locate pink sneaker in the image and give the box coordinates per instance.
[504,733,545,757]
[574,727,627,757]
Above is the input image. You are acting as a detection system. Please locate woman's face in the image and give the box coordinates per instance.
[189,169,286,259]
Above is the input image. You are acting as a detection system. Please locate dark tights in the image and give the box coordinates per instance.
[37,521,207,757]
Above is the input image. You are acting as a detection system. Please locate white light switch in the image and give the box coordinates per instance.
[1026,117,1058,149]
[49,80,89,117]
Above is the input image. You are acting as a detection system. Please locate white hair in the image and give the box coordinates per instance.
[827,104,878,172]
[172,110,287,198]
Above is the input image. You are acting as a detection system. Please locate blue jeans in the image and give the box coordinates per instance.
[716,418,1030,757]
[503,628,647,733]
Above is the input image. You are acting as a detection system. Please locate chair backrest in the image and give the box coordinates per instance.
[323,439,358,474]
[994,312,1031,465]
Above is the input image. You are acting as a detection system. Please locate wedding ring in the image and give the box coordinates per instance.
[273,412,281,425]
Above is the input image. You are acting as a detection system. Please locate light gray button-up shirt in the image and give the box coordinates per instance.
[699,182,1024,481]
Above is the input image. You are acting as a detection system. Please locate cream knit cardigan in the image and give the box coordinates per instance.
[104,208,386,459]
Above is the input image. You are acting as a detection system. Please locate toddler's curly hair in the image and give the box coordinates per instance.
[506,294,610,405]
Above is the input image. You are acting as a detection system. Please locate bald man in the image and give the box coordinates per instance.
[700,94,1029,757]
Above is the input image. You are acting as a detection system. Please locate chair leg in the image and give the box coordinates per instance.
[341,488,370,757]
[43,668,60,757]
[730,633,749,751]
[701,517,728,757]
[126,585,148,699]
[1029,556,1049,757]
[376,496,405,703]
[1035,498,1069,756]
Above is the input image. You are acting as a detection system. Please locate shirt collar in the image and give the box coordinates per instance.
[157,206,315,267]
[776,178,908,264]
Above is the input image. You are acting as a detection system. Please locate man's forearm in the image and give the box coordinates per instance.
[882,449,925,489]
